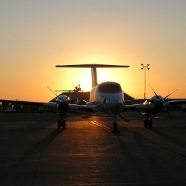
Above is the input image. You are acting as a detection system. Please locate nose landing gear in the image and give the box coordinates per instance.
[112,121,120,134]
[113,121,117,132]
[144,118,152,128]
[58,119,66,129]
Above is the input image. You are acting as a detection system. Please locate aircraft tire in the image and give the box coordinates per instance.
[144,119,148,127]
[113,122,118,132]
[62,120,66,129]
[148,119,152,128]
[58,120,62,129]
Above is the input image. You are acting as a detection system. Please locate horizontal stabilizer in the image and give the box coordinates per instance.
[56,64,129,88]
[56,64,129,68]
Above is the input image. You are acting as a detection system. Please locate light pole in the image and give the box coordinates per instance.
[141,64,150,100]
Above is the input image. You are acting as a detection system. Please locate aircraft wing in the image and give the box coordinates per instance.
[0,99,57,108]
[69,104,95,112]
[0,99,95,112]
[124,99,186,112]
[123,103,154,111]
[164,100,186,106]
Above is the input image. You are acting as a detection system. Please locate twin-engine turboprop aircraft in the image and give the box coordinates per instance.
[0,64,129,132]
[124,84,186,127]
[1,64,186,132]
[55,64,129,132]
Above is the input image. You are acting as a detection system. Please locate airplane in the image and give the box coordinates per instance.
[1,64,186,132]
[0,64,129,132]
[55,64,130,132]
[124,84,186,127]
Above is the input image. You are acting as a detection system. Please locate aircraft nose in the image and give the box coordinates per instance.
[108,99,123,113]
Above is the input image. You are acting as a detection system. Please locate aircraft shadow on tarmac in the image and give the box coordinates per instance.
[149,127,186,150]
[1,128,63,184]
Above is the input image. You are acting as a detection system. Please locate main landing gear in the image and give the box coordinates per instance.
[57,101,69,130]
[58,119,66,129]
[144,118,152,128]
[112,121,120,134]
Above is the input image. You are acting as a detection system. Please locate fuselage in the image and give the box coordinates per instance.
[56,64,129,118]
[89,81,124,114]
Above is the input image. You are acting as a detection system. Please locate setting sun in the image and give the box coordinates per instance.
[0,1,186,101]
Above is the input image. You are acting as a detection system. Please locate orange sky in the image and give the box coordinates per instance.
[0,0,186,101]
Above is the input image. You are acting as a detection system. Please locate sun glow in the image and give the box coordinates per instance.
[78,68,120,91]
[97,69,112,84]
[54,62,114,92]
[79,71,92,91]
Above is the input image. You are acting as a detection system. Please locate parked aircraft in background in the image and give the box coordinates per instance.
[52,84,84,104]
[54,84,82,94]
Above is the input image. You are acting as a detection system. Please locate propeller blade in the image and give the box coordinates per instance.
[163,104,173,119]
[164,89,178,100]
[47,87,64,102]
[119,114,130,122]
[166,110,173,119]
[149,84,159,98]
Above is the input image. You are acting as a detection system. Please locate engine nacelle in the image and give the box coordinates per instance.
[57,101,69,117]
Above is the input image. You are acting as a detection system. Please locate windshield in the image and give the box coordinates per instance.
[98,82,122,93]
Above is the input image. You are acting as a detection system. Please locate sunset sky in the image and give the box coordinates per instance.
[0,0,186,101]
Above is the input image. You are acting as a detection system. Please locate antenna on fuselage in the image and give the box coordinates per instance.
[56,64,129,88]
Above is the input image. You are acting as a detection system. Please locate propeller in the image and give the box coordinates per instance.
[163,89,178,100]
[149,84,159,98]
[163,103,173,119]
[47,87,69,118]
[47,87,65,102]
[149,84,178,120]
[163,89,178,119]
[119,113,130,122]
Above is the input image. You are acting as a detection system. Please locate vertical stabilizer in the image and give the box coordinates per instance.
[91,66,98,88]
[56,64,129,88]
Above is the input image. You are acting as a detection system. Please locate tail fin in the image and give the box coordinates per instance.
[56,64,129,88]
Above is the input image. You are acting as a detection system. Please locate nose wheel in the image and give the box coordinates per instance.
[144,118,152,128]
[112,121,120,133]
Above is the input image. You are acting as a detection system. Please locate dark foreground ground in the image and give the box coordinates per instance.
[0,110,186,186]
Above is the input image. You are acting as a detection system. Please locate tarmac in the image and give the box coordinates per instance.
[0,110,186,185]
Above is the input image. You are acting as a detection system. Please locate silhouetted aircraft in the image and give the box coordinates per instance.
[124,84,186,127]
[55,64,130,132]
[0,64,129,132]
[1,64,186,132]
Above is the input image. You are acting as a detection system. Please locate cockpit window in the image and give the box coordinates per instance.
[98,82,122,93]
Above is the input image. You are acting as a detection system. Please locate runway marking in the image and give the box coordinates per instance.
[90,120,112,132]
